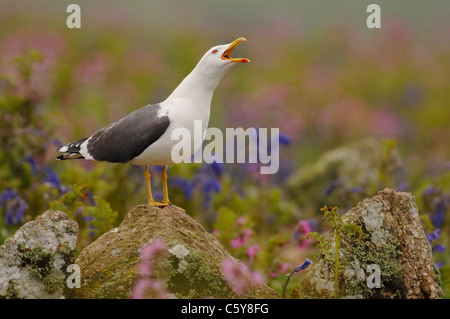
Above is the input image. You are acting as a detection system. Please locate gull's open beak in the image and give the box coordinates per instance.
[222,37,250,63]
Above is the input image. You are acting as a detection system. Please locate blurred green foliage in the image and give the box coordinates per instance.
[0,3,448,298]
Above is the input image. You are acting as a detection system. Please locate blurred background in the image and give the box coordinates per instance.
[0,0,449,297]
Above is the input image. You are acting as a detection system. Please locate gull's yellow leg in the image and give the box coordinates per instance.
[161,165,170,205]
[144,165,156,205]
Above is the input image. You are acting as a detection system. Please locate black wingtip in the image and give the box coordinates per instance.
[56,153,85,160]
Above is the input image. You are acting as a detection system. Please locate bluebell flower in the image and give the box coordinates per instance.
[172,177,193,200]
[83,215,95,223]
[423,185,434,196]
[279,133,291,146]
[427,229,441,242]
[323,180,340,196]
[153,191,163,202]
[42,167,62,192]
[436,261,443,269]
[0,189,19,209]
[397,182,409,192]
[5,198,28,226]
[88,224,97,237]
[25,157,39,175]
[431,201,445,228]
[350,186,363,194]
[210,161,224,178]
[1,189,28,225]
[86,192,96,206]
[202,178,221,201]
[294,258,312,273]
[432,245,446,253]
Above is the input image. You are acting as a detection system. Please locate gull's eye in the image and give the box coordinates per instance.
[212,49,218,54]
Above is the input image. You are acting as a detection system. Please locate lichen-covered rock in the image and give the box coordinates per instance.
[301,189,442,299]
[70,204,279,299]
[0,210,79,299]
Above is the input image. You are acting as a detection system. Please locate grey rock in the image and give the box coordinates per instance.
[301,189,442,299]
[70,204,279,299]
[0,210,79,299]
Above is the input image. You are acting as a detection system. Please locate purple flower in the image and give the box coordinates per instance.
[83,215,95,223]
[436,261,443,269]
[25,157,39,175]
[294,258,312,273]
[279,133,291,146]
[427,229,441,242]
[423,185,434,196]
[432,201,445,228]
[350,186,363,194]
[153,191,163,202]
[397,182,409,192]
[210,161,224,178]
[6,199,28,225]
[1,189,28,225]
[323,180,340,196]
[202,178,221,201]
[172,177,193,200]
[282,258,312,298]
[0,189,19,209]
[42,167,62,192]
[432,245,446,253]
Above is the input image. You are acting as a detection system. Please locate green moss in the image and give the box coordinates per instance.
[4,280,21,299]
[21,245,65,294]
[165,250,232,299]
[65,225,78,235]
[90,255,140,299]
[59,242,71,255]
[43,275,64,294]
[341,231,405,298]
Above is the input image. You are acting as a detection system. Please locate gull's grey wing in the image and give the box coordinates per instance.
[86,104,170,163]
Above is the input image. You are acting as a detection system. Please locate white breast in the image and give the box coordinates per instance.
[129,97,211,166]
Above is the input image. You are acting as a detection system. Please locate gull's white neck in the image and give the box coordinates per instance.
[164,63,228,105]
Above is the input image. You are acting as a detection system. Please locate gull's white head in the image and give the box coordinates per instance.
[194,37,250,76]
[166,37,250,101]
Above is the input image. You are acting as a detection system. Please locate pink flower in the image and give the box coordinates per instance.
[212,229,220,237]
[137,261,152,277]
[131,278,151,299]
[230,228,253,249]
[279,262,290,273]
[243,228,252,240]
[221,257,265,296]
[131,278,175,299]
[251,271,265,286]
[131,239,175,299]
[230,237,244,249]
[141,239,167,261]
[246,244,261,260]
[234,216,245,226]
[268,262,290,278]
[293,220,313,250]
[298,220,312,234]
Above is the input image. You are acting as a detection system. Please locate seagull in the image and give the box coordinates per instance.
[56,37,250,206]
